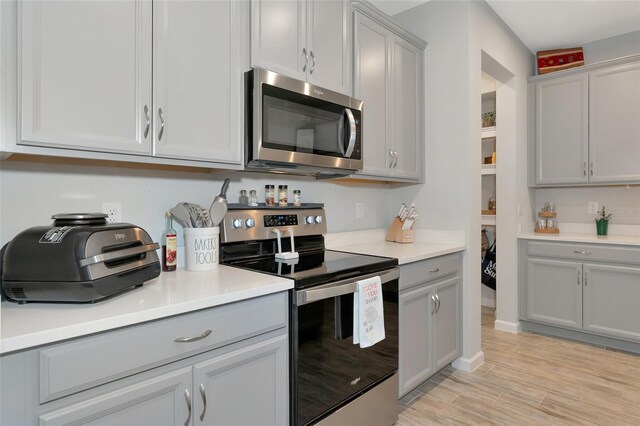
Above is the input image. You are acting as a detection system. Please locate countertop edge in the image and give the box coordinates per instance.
[517,232,640,247]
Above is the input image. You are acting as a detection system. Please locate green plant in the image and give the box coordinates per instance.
[595,206,612,222]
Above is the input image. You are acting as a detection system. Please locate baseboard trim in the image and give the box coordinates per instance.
[494,319,521,334]
[452,350,484,372]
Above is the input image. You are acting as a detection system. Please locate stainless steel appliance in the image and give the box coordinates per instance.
[0,213,160,303]
[220,205,399,426]
[246,68,363,178]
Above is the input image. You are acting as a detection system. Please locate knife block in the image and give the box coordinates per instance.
[385,218,414,243]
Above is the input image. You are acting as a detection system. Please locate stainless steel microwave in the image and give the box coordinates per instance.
[246,68,363,178]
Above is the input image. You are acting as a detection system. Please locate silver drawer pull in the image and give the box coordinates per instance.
[174,329,212,343]
[573,251,592,255]
[199,383,207,421]
[184,389,192,426]
[428,268,440,273]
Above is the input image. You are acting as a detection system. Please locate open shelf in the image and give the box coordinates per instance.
[481,164,496,175]
[481,127,496,139]
[481,215,496,226]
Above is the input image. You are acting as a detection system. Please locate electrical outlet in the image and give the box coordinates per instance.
[102,202,122,223]
[355,202,364,219]
[588,202,599,215]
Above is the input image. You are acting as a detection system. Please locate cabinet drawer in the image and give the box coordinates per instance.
[526,241,640,265]
[39,292,287,403]
[400,253,460,291]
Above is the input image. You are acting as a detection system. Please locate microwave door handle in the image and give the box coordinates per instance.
[338,112,346,155]
[343,109,356,158]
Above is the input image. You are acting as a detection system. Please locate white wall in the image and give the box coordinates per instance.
[0,159,396,246]
[393,0,534,370]
[582,30,640,65]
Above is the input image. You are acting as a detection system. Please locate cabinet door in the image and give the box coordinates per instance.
[433,277,461,371]
[39,367,191,426]
[353,12,390,177]
[306,0,350,95]
[526,258,583,329]
[153,0,244,164]
[534,74,589,184]
[589,62,640,183]
[398,284,434,397]
[583,263,640,342]
[193,335,288,426]
[390,36,422,180]
[251,0,306,81]
[20,1,152,154]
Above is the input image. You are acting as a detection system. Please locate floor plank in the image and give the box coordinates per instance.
[398,307,640,425]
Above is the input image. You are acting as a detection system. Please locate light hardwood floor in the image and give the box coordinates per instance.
[398,307,640,425]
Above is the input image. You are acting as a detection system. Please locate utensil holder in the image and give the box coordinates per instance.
[385,218,414,244]
[184,227,220,271]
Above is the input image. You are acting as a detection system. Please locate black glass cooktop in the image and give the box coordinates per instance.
[225,250,397,289]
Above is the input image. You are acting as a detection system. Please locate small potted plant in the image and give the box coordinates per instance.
[595,206,612,236]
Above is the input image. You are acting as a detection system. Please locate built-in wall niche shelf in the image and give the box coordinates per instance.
[481,164,496,175]
[481,215,496,226]
[481,126,496,139]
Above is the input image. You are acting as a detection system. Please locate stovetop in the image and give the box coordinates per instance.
[221,249,397,290]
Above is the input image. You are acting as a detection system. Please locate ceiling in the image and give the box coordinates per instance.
[369,0,640,53]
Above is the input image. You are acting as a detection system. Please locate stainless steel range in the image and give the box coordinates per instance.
[219,204,399,426]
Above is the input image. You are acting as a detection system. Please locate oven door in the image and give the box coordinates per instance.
[250,68,363,172]
[291,268,399,426]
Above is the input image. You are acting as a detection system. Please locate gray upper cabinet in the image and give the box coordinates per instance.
[534,73,589,185]
[12,0,245,168]
[588,62,640,183]
[19,1,152,155]
[531,55,640,186]
[251,0,351,95]
[152,0,244,164]
[353,4,425,182]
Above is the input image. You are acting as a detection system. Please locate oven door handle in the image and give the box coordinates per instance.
[295,267,399,306]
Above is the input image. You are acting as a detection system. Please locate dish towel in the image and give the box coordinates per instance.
[353,276,385,348]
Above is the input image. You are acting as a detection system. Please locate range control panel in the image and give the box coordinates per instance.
[220,207,327,243]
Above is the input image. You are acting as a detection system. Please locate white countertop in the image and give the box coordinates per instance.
[0,266,293,355]
[518,231,640,247]
[326,229,466,264]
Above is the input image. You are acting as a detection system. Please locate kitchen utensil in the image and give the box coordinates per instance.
[170,204,193,228]
[209,178,230,226]
[184,203,206,228]
[397,203,407,218]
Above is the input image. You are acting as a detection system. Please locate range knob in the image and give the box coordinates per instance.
[305,216,315,225]
[232,218,243,229]
[315,215,323,224]
[245,218,255,228]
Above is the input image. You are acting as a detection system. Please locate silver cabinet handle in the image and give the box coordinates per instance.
[310,50,315,74]
[429,268,440,273]
[389,150,394,168]
[393,151,398,168]
[143,105,150,139]
[184,389,192,426]
[577,270,581,286]
[584,272,588,286]
[573,251,592,255]
[174,329,212,343]
[590,162,594,176]
[435,294,441,314]
[583,162,587,177]
[302,48,308,72]
[158,107,165,141]
[199,383,207,421]
[431,294,437,314]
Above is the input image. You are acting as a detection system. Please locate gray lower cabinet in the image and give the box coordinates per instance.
[521,241,640,346]
[398,253,462,397]
[0,292,289,426]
